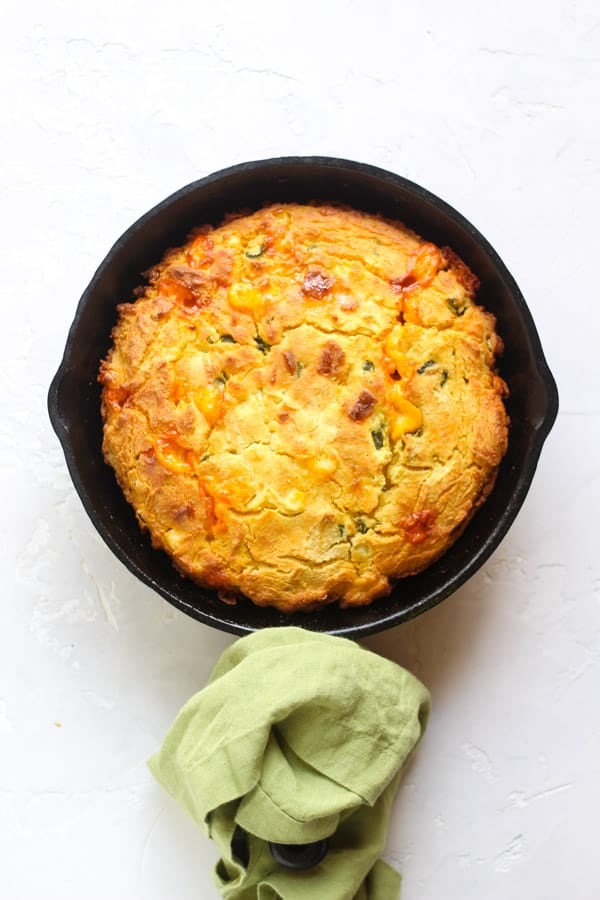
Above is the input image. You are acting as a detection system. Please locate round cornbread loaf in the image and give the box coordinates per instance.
[99,204,509,612]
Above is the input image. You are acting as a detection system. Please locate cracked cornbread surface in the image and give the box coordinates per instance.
[99,204,509,612]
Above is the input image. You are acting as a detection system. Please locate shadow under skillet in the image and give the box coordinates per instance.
[362,566,495,700]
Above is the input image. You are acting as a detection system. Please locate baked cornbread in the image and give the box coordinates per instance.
[99,204,509,612]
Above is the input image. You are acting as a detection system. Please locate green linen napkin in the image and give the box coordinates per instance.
[149,627,430,900]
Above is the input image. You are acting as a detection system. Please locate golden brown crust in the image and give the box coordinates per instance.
[99,204,509,612]
[440,245,480,297]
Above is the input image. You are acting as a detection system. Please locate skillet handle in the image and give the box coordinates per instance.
[269,839,329,870]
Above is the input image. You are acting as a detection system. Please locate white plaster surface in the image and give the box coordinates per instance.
[1,1,598,897]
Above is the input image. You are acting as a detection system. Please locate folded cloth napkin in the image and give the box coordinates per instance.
[149,627,430,900]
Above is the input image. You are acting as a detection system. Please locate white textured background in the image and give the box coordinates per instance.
[1,1,598,898]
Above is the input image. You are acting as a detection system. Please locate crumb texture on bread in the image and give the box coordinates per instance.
[99,204,509,612]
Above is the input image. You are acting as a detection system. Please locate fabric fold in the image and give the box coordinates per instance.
[149,627,430,899]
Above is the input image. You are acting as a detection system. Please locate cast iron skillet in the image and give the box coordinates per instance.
[47,157,558,639]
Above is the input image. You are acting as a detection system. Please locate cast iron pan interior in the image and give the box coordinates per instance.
[48,157,558,638]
